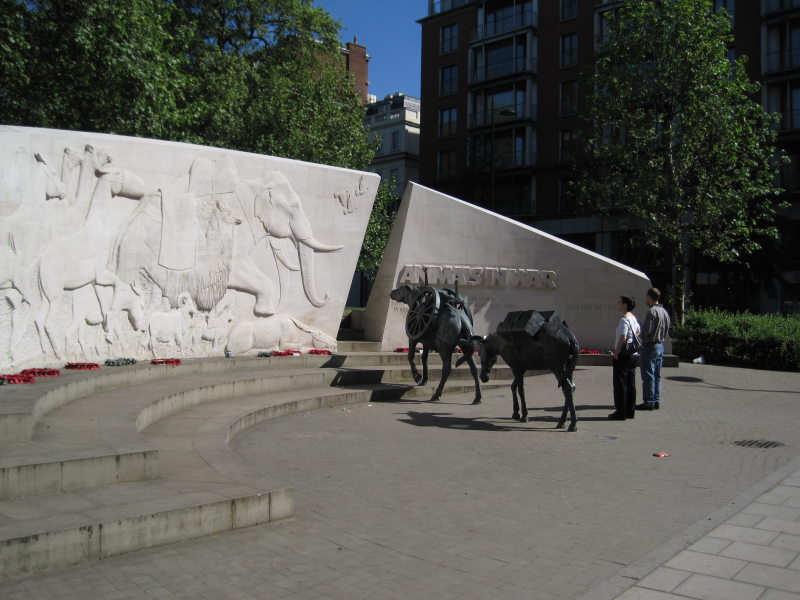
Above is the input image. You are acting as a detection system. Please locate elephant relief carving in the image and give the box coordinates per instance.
[111,156,342,322]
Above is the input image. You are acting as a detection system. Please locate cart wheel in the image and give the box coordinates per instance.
[405,286,440,339]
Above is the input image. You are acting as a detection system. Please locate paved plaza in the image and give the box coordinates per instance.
[0,362,799,599]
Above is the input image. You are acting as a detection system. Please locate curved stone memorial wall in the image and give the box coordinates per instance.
[0,126,378,370]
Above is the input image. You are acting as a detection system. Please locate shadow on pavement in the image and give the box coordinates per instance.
[398,410,573,432]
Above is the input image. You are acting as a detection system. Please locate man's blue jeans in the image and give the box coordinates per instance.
[641,342,664,406]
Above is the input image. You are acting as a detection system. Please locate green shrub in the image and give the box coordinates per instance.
[672,309,800,371]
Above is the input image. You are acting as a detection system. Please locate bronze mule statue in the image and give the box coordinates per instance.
[390,284,481,404]
[479,310,579,431]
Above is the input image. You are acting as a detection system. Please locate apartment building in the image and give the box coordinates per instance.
[419,0,800,312]
[365,93,421,195]
[340,37,371,104]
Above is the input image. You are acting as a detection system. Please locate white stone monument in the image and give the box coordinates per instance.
[0,126,378,370]
[364,183,651,352]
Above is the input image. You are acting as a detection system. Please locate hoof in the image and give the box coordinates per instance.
[471,399,481,405]
[413,373,422,384]
[430,396,440,402]
[520,415,528,423]
[512,413,520,421]
[556,422,565,429]
[568,423,577,432]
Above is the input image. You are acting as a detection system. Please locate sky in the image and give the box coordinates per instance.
[314,1,424,100]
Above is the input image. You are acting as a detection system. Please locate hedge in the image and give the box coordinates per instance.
[672,309,800,371]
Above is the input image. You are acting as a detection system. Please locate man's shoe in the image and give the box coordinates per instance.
[608,412,626,420]
[654,403,660,410]
[636,403,654,411]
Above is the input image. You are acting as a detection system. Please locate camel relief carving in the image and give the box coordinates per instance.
[0,134,361,370]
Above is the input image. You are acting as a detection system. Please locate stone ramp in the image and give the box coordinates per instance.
[0,350,515,580]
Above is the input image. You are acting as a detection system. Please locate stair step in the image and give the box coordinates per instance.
[336,340,382,352]
[0,346,538,580]
[0,479,291,581]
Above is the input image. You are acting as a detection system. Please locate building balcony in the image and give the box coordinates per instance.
[764,0,800,15]
[467,104,537,128]
[765,49,800,73]
[428,0,472,16]
[470,9,538,42]
[468,150,536,173]
[469,56,537,84]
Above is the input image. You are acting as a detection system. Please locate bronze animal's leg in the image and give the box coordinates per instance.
[556,373,578,432]
[420,345,430,386]
[456,342,481,404]
[431,349,450,402]
[466,354,482,405]
[565,377,578,432]
[510,377,521,421]
[516,372,528,422]
[407,344,422,384]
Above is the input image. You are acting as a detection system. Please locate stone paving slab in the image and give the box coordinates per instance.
[0,362,797,599]
[615,463,800,600]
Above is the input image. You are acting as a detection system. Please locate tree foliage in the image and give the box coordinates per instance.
[573,0,786,320]
[357,180,399,280]
[0,0,374,170]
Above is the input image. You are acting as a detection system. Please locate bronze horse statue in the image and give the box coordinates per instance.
[479,311,579,431]
[390,285,481,405]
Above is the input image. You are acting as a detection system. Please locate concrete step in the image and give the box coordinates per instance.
[336,340,382,352]
[0,349,525,580]
[0,355,334,443]
[0,358,504,501]
[0,382,381,580]
[0,479,291,581]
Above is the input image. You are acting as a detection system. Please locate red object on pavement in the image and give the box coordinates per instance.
[653,452,671,458]
[308,349,332,355]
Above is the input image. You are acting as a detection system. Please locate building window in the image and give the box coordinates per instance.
[560,130,576,162]
[561,0,577,20]
[766,22,800,73]
[439,107,458,137]
[441,23,458,54]
[561,33,578,67]
[440,65,458,95]
[438,150,458,179]
[560,80,577,115]
[391,131,400,151]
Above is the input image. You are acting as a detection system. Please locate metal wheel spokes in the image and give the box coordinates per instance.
[405,287,440,338]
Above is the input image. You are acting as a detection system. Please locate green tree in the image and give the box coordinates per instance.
[1,0,374,170]
[573,0,786,322]
[1,0,188,139]
[357,179,399,280]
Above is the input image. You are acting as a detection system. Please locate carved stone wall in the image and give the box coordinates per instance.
[0,126,378,370]
[363,183,652,352]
